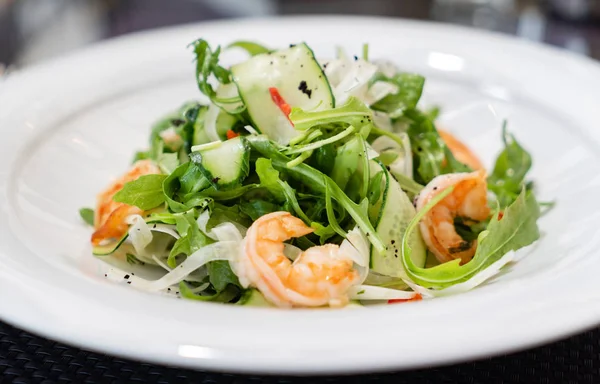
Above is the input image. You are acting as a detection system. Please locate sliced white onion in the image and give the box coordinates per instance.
[323,56,378,106]
[372,111,393,131]
[128,216,153,255]
[243,125,259,135]
[402,251,516,298]
[374,59,398,78]
[150,224,180,239]
[372,133,413,179]
[364,81,398,105]
[197,210,246,242]
[339,227,370,284]
[124,241,237,292]
[365,144,380,160]
[348,285,419,301]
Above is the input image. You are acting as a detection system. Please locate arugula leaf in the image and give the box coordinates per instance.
[113,174,167,210]
[240,200,280,221]
[168,210,212,268]
[163,162,210,212]
[227,40,271,56]
[179,282,239,303]
[371,73,425,117]
[79,207,95,226]
[255,158,310,222]
[402,188,540,289]
[488,124,533,207]
[330,135,363,191]
[191,39,241,108]
[404,108,470,184]
[289,97,373,131]
[248,135,386,252]
[367,169,384,205]
[207,261,241,291]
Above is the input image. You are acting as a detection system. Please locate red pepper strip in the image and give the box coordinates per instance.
[388,293,422,304]
[226,129,239,140]
[269,87,293,124]
[497,211,504,221]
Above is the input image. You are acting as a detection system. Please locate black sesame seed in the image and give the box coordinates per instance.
[391,240,396,245]
[433,187,438,190]
[124,274,130,279]
[168,288,171,291]
[153,224,157,228]
[127,281,131,284]
[354,55,358,61]
[104,274,107,277]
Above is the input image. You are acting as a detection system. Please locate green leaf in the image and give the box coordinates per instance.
[162,162,210,212]
[371,73,425,116]
[179,282,239,303]
[113,174,167,210]
[367,170,384,206]
[191,39,241,107]
[255,158,310,222]
[168,210,212,268]
[289,96,373,131]
[247,135,386,252]
[488,123,533,207]
[227,40,271,56]
[402,188,540,289]
[404,108,470,184]
[207,260,241,291]
[239,200,280,221]
[79,207,95,226]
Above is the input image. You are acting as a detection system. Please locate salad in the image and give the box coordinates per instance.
[80,39,543,308]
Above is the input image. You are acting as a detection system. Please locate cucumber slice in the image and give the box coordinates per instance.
[231,43,334,144]
[370,162,427,279]
[92,234,129,256]
[237,289,273,307]
[190,136,250,190]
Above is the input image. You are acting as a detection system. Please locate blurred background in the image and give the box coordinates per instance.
[1,0,599,72]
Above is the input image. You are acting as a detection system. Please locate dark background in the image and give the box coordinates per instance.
[1,0,600,72]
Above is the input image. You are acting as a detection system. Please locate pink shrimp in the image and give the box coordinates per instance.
[415,170,490,264]
[91,160,160,246]
[234,212,360,308]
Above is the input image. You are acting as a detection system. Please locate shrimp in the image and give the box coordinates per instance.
[415,170,490,264]
[233,212,360,308]
[438,129,484,171]
[91,160,161,246]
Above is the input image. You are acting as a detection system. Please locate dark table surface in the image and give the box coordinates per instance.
[1,0,600,382]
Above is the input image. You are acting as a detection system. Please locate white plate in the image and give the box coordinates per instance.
[1,16,600,374]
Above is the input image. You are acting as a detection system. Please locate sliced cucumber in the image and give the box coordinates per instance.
[92,233,129,256]
[231,43,334,144]
[190,136,250,190]
[369,162,427,279]
[237,289,273,307]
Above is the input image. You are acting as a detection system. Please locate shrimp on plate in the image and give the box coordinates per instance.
[415,170,490,264]
[438,129,484,171]
[233,211,361,308]
[91,160,161,246]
